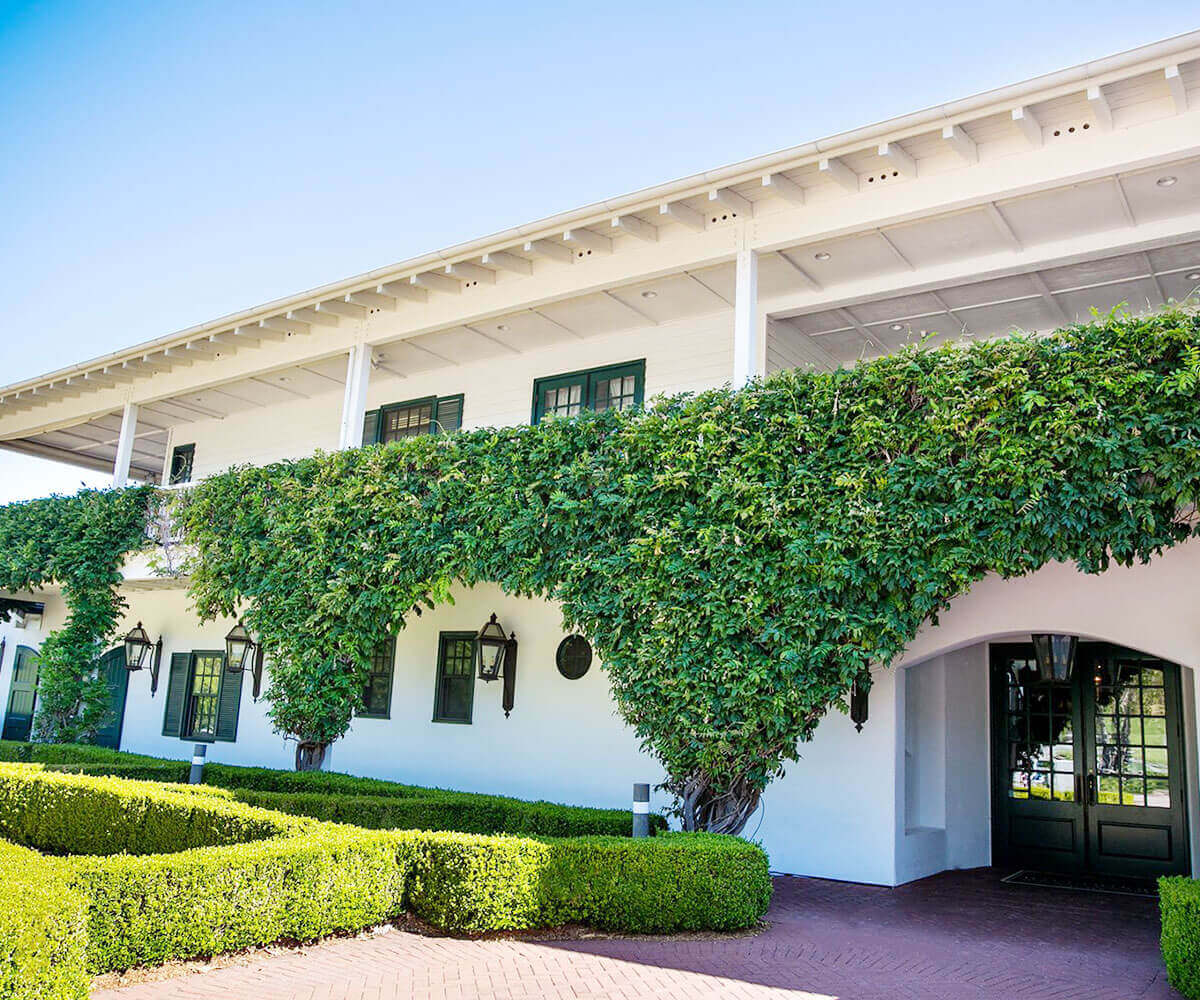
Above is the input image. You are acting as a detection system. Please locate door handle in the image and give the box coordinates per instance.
[1087,772,1097,805]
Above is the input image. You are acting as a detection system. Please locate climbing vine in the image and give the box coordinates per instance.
[0,486,158,742]
[171,308,1200,828]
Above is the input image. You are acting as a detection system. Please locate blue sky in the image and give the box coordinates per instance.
[0,2,1196,502]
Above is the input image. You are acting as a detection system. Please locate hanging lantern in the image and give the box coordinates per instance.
[1031,633,1077,683]
[123,622,153,671]
[474,613,509,681]
[224,621,255,674]
[850,677,869,733]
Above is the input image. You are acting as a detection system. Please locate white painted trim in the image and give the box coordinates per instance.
[112,402,138,488]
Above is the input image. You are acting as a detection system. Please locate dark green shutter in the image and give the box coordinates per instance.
[362,409,380,446]
[435,395,463,433]
[215,666,243,742]
[162,653,191,737]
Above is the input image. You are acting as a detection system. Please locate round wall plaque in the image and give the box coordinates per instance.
[556,635,592,679]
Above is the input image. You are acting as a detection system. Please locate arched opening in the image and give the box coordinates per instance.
[897,634,1195,884]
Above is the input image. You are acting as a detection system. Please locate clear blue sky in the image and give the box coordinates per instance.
[1,2,1196,502]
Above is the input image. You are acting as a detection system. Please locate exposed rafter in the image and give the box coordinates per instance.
[942,124,978,164]
[611,215,658,241]
[761,173,805,204]
[659,201,705,231]
[819,156,859,193]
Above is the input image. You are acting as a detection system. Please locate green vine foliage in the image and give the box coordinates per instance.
[174,309,1200,821]
[0,487,157,743]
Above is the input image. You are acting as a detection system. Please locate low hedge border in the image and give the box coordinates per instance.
[2,741,667,836]
[0,764,770,980]
[229,788,660,837]
[1160,876,1200,999]
[0,839,89,1000]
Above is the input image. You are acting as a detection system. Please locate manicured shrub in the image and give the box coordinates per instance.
[0,764,295,855]
[0,840,89,1000]
[46,761,192,783]
[1160,876,1200,999]
[542,833,773,932]
[230,788,662,837]
[72,827,411,972]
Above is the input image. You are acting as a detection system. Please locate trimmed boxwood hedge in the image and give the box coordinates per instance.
[1160,876,1200,999]
[0,839,89,999]
[0,764,769,981]
[228,788,661,837]
[1,741,667,836]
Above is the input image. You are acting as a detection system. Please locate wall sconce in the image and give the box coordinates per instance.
[473,612,518,717]
[122,622,164,695]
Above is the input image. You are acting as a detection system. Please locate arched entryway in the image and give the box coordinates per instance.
[991,640,1189,879]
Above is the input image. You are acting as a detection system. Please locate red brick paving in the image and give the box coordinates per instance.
[91,868,1175,1000]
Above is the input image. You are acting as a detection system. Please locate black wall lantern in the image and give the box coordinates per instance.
[224,621,256,674]
[122,622,164,695]
[1031,633,1078,683]
[850,676,870,733]
[474,613,518,717]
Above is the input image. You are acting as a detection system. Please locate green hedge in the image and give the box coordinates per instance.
[0,764,768,978]
[1161,876,1200,999]
[0,840,89,999]
[1,743,667,836]
[229,788,662,837]
[0,764,295,855]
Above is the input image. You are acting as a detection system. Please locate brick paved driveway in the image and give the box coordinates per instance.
[92,868,1174,1000]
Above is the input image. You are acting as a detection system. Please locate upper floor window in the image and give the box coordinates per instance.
[168,443,195,485]
[531,360,645,424]
[362,394,464,446]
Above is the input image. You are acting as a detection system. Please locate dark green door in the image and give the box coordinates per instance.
[2,646,39,742]
[991,642,1190,879]
[93,647,130,750]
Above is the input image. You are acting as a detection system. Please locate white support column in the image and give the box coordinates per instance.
[733,246,761,388]
[112,401,139,487]
[338,342,372,450]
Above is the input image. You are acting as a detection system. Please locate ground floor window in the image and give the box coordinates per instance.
[162,649,242,742]
[433,631,475,724]
[358,637,395,719]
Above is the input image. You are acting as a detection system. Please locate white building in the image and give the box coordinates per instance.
[2,31,1200,885]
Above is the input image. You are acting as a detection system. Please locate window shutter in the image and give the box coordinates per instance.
[215,666,244,742]
[362,409,380,447]
[435,395,463,433]
[161,653,191,737]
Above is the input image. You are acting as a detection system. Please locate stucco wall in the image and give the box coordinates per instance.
[182,310,733,480]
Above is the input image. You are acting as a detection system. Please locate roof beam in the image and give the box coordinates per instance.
[161,348,195,367]
[524,238,575,263]
[1012,106,1042,147]
[258,316,310,337]
[1165,65,1188,113]
[345,290,397,311]
[984,202,1022,250]
[315,299,367,320]
[563,228,612,255]
[1028,271,1071,325]
[377,279,428,303]
[818,156,859,193]
[942,124,978,164]
[409,271,461,295]
[878,141,916,177]
[287,307,339,327]
[837,308,886,352]
[658,200,706,231]
[761,172,805,205]
[444,261,496,283]
[1087,84,1114,131]
[481,250,532,275]
[611,214,658,241]
[708,187,752,216]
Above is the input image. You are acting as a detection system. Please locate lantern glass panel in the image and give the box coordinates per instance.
[224,622,254,674]
[1032,634,1078,683]
[474,614,508,681]
[123,623,151,671]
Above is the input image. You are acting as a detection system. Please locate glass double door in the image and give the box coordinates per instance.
[991,642,1190,879]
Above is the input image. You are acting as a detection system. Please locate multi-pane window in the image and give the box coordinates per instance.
[1002,655,1076,803]
[184,652,224,740]
[1095,662,1170,808]
[362,395,464,446]
[168,444,195,485]
[359,637,395,719]
[531,360,645,424]
[433,631,475,724]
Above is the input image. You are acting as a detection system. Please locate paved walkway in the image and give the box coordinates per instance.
[92,868,1174,1000]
